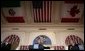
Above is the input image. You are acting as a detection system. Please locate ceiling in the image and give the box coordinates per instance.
[1,1,84,27]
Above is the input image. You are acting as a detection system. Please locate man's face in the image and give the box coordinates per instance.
[37,36,44,44]
[40,37,44,40]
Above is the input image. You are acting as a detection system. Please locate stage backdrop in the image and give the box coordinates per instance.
[28,32,57,46]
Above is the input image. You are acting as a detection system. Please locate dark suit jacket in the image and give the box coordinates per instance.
[29,44,50,50]
[1,43,11,50]
[39,44,50,50]
[5,44,11,50]
[1,43,6,50]
[68,44,79,50]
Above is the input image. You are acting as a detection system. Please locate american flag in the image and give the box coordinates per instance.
[32,1,52,23]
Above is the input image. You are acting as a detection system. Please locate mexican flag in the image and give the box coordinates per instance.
[1,1,25,23]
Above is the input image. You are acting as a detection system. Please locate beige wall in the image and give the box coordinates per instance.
[1,26,84,50]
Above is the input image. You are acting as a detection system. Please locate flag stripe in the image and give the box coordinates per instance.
[41,8,43,22]
[47,1,49,22]
[46,1,48,22]
[35,9,37,22]
[44,1,46,22]
[33,9,36,22]
[50,1,52,22]
[10,35,13,44]
[35,9,38,22]
[37,9,39,22]
[9,35,13,43]
[40,9,42,22]
[43,1,44,22]
[38,9,40,22]
[13,35,16,44]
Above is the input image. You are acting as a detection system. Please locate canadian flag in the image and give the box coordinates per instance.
[61,1,84,23]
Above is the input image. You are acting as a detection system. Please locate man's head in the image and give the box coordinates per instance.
[37,36,44,44]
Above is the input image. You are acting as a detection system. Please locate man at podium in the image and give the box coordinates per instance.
[30,36,50,50]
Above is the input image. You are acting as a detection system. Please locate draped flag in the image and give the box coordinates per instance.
[32,1,52,23]
[1,1,25,23]
[20,45,29,50]
[61,1,84,23]
[54,46,65,50]
[3,35,20,45]
[3,35,20,50]
[65,35,83,46]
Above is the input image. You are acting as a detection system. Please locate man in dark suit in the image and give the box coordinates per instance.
[1,42,11,50]
[32,43,50,50]
[1,42,6,50]
[68,40,79,50]
[5,42,11,50]
[32,36,50,50]
[39,44,50,50]
[68,44,79,50]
